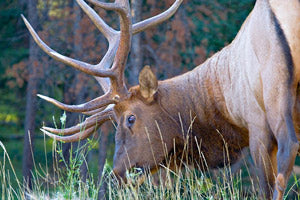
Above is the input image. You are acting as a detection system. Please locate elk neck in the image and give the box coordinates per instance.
[156,46,250,168]
[157,43,248,135]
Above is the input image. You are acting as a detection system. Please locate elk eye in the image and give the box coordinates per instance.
[127,115,136,126]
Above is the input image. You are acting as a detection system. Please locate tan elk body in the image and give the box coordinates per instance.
[22,0,300,199]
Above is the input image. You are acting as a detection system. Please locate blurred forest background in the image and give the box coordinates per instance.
[0,0,258,190]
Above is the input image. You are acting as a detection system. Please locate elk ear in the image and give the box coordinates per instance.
[139,65,158,101]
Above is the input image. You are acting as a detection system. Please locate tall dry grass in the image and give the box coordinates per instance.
[1,114,299,199]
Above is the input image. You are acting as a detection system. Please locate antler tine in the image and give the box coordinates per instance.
[41,125,98,143]
[21,15,115,78]
[77,0,117,40]
[42,120,95,136]
[42,108,114,136]
[87,0,123,11]
[132,0,183,34]
[41,108,113,142]
[37,92,117,113]
[82,104,115,115]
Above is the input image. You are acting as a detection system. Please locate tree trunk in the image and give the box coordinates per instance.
[97,123,110,200]
[22,0,39,190]
[128,0,143,85]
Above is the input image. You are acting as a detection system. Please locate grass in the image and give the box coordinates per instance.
[1,114,300,199]
[0,135,259,200]
[1,136,300,199]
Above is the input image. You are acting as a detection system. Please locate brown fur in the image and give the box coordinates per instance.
[111,1,300,199]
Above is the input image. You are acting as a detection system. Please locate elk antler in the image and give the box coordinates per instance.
[41,108,114,142]
[22,0,182,142]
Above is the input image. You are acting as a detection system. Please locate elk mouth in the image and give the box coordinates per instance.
[126,166,148,186]
[126,164,162,186]
[112,148,177,186]
[112,164,160,186]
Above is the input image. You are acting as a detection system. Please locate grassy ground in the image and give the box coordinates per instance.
[1,136,300,200]
[1,115,300,199]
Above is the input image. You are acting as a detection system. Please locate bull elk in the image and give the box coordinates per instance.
[22,0,300,199]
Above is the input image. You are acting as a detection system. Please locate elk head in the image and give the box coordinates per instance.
[22,0,183,182]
